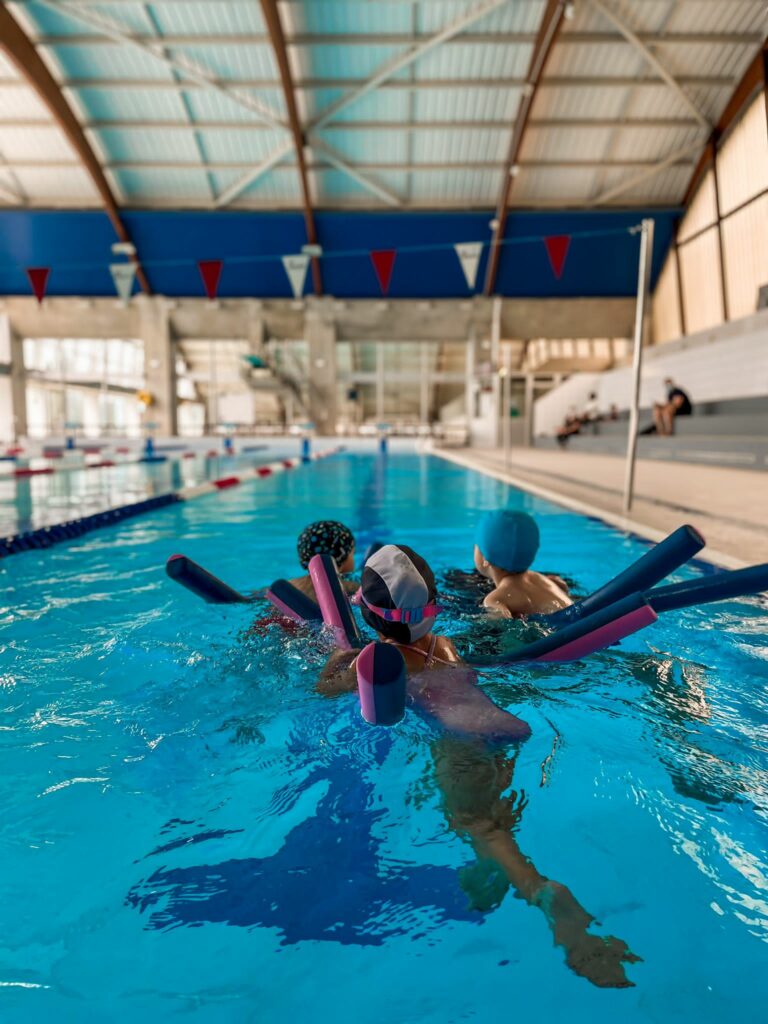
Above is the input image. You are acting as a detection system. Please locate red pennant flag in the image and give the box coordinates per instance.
[26,266,50,304]
[198,259,223,300]
[370,250,396,296]
[543,236,571,280]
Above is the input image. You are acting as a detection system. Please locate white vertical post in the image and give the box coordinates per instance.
[524,372,535,448]
[623,218,655,514]
[465,330,475,427]
[501,346,512,467]
[375,342,384,423]
[490,296,502,446]
[420,344,430,426]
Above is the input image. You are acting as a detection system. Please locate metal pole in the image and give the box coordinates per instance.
[490,296,502,446]
[623,217,655,514]
[501,349,512,467]
[524,372,534,448]
[375,342,384,423]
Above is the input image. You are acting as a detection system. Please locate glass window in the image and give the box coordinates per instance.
[717,94,768,216]
[722,192,768,320]
[652,251,682,344]
[679,226,724,334]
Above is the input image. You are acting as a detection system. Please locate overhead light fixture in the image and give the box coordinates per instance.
[302,243,323,257]
[564,2,576,20]
[111,241,136,257]
[509,164,520,178]
[489,218,500,231]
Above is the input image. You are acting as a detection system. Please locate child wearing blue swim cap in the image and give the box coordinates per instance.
[474,510,572,617]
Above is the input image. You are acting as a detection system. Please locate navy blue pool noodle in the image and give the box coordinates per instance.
[541,524,705,628]
[472,592,649,667]
[647,562,768,614]
[166,555,249,604]
[266,579,323,622]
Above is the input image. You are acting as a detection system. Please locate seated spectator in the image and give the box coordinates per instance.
[608,403,619,421]
[582,392,601,425]
[643,378,693,436]
[556,406,582,447]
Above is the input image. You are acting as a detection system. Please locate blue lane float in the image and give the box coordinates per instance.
[0,494,179,559]
[540,524,705,628]
[646,562,768,614]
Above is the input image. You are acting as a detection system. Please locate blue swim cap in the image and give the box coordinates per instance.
[475,510,540,573]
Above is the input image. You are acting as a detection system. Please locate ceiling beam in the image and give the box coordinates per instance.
[31,31,764,47]
[0,4,151,293]
[8,75,732,91]
[484,0,567,296]
[303,140,403,206]
[683,39,768,206]
[0,158,699,172]
[587,0,712,129]
[309,0,511,130]
[258,0,322,295]
[0,117,707,131]
[212,139,294,209]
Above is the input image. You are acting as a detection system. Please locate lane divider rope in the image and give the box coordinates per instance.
[0,447,343,559]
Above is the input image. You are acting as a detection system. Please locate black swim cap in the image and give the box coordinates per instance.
[297,520,355,570]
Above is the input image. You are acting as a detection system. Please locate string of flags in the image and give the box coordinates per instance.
[17,225,640,304]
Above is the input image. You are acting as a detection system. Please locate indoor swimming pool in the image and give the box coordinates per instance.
[1,451,766,1023]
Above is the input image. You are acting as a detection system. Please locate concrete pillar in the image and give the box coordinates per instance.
[465,331,475,423]
[305,313,337,436]
[140,300,177,436]
[0,315,28,442]
[491,296,502,446]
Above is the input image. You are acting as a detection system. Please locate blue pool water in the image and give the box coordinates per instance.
[1,452,766,1023]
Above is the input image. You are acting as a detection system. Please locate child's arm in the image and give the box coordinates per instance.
[316,649,358,696]
[483,587,525,618]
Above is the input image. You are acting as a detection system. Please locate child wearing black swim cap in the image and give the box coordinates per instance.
[291,520,358,602]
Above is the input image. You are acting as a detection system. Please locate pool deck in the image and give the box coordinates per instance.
[437,446,768,568]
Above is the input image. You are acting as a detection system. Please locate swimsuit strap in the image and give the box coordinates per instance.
[383,636,454,669]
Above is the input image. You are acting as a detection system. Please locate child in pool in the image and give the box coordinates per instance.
[318,543,530,742]
[290,520,358,602]
[317,543,638,988]
[474,510,571,617]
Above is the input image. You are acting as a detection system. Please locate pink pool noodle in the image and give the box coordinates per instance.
[531,603,658,663]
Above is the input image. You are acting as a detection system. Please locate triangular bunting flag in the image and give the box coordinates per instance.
[454,242,483,291]
[543,236,571,280]
[109,262,137,303]
[198,259,223,301]
[282,254,310,299]
[370,250,396,296]
[26,266,50,305]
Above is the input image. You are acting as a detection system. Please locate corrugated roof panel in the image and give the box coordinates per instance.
[12,165,98,202]
[652,41,754,80]
[609,124,705,162]
[0,125,76,161]
[151,2,267,36]
[60,2,155,34]
[514,165,601,203]
[412,127,509,163]
[184,88,286,123]
[224,168,302,204]
[521,125,614,161]
[312,129,409,164]
[50,44,176,81]
[532,84,630,120]
[413,86,521,122]
[315,167,408,203]
[13,2,104,36]
[0,51,20,80]
[113,166,212,201]
[91,126,202,163]
[309,87,410,122]
[414,42,532,80]
[567,0,672,34]
[175,45,279,84]
[68,86,188,122]
[547,42,645,79]
[200,129,292,163]
[417,1,545,35]
[595,164,691,204]
[291,43,404,81]
[666,1,767,35]
[622,82,728,123]
[0,86,50,120]
[292,2,412,35]
[408,167,498,204]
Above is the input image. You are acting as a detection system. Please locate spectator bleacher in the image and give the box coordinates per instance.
[534,309,768,471]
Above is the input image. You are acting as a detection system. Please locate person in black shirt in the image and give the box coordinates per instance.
[653,377,692,435]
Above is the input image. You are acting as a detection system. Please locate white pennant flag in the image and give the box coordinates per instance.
[110,262,137,303]
[282,254,310,299]
[454,242,483,290]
